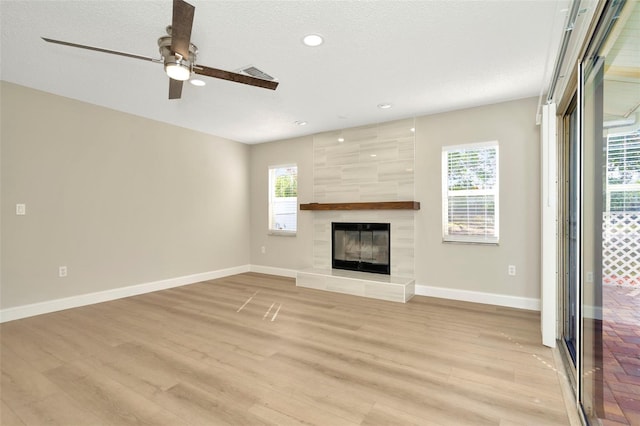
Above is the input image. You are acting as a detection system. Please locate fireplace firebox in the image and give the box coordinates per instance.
[332,222,390,275]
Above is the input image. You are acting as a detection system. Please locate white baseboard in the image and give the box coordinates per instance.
[249,265,298,278]
[0,265,251,323]
[250,269,540,311]
[415,283,540,311]
[1,267,541,323]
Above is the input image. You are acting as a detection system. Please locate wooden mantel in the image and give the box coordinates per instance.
[300,201,420,211]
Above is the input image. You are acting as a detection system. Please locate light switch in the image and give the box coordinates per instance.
[16,204,26,215]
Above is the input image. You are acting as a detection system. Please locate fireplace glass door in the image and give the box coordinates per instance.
[332,222,390,275]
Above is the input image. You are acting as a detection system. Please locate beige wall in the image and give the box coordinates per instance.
[1,82,540,311]
[1,82,251,309]
[250,97,541,300]
[249,136,314,271]
[414,97,541,299]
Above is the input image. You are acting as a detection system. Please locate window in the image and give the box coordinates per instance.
[442,142,499,243]
[606,130,640,212]
[269,164,298,234]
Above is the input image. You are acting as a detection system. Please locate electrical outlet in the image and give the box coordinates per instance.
[261,246,266,254]
[59,266,67,277]
[508,265,516,276]
[16,204,26,215]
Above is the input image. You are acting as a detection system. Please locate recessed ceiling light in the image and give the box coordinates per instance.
[295,120,308,126]
[303,34,324,47]
[377,103,392,109]
[338,137,345,142]
[410,127,415,132]
[189,79,206,86]
[370,154,377,158]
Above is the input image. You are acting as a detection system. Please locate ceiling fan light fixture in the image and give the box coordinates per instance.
[164,55,191,81]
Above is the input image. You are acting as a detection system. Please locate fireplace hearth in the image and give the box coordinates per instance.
[332,222,390,275]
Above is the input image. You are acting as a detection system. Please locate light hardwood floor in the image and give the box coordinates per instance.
[1,272,572,425]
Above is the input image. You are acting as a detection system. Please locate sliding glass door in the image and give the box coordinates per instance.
[559,0,638,423]
[580,53,605,424]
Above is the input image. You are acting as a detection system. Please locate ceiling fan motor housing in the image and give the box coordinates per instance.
[157,34,198,80]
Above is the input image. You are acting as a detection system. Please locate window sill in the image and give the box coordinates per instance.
[442,239,499,246]
[268,230,297,237]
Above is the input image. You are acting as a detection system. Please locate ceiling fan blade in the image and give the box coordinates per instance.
[193,66,279,90]
[171,0,195,59]
[42,37,159,63]
[169,79,184,99]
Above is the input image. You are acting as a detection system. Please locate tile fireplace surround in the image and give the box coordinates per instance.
[296,118,417,302]
[296,268,415,303]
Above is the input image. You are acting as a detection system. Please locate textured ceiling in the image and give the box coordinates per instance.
[1,0,571,144]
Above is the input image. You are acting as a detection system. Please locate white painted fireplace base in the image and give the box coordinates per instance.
[296,268,415,303]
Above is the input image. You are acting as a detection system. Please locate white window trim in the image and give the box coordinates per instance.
[605,130,640,212]
[268,230,297,237]
[268,163,298,236]
[441,141,499,244]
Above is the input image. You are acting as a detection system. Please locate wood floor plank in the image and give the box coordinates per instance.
[1,399,26,426]
[158,381,270,425]
[9,393,108,426]
[1,272,572,425]
[248,389,361,426]
[0,345,61,408]
[43,360,184,425]
[0,323,65,372]
[361,402,451,426]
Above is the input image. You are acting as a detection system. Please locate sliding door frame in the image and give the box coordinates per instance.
[557,96,580,396]
[554,0,629,423]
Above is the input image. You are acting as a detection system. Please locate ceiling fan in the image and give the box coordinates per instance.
[42,0,279,99]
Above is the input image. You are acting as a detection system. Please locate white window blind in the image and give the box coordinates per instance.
[442,142,499,243]
[269,164,298,234]
[606,130,640,212]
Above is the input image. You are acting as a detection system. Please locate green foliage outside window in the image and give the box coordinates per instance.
[275,173,297,197]
[447,148,497,191]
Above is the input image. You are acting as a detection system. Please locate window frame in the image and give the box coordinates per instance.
[268,163,298,236]
[441,141,499,244]
[605,130,640,212]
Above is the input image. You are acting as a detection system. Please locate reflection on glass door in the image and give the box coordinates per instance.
[580,52,605,424]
